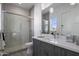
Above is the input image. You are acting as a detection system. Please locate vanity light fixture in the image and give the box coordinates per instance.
[18,3,22,4]
[70,3,76,5]
[49,7,54,14]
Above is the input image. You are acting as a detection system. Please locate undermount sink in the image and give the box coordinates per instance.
[38,35,52,41]
[38,36,45,38]
[50,40,58,44]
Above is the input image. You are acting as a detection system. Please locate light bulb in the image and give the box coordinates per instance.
[49,8,54,14]
[18,3,22,4]
[70,3,76,5]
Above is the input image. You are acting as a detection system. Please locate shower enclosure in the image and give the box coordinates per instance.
[2,10,32,52]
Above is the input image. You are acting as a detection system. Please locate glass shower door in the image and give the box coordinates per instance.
[3,12,30,49]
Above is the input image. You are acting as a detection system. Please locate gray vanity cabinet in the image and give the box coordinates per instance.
[54,46,66,56]
[33,39,79,56]
[66,49,79,56]
[40,41,55,56]
[33,39,54,56]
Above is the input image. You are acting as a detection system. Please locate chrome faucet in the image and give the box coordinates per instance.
[51,31,57,39]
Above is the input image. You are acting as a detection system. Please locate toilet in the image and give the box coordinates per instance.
[25,42,33,56]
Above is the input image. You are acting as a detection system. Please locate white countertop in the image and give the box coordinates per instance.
[33,34,79,53]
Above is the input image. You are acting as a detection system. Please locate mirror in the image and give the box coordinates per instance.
[50,16,58,33]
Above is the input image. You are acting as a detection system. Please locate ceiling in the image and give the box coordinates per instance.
[15,3,35,10]
[2,3,35,10]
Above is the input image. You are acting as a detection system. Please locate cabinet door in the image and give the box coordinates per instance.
[54,46,61,56]
[39,46,48,56]
[33,39,57,56]
[39,40,55,56]
[33,39,40,56]
[66,49,79,56]
[60,48,67,56]
[46,44,55,56]
[38,40,49,56]
[54,46,67,56]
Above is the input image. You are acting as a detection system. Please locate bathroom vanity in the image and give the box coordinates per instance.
[33,34,79,56]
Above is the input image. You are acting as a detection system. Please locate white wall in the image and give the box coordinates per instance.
[34,4,42,36]
[0,4,1,31]
[30,7,34,36]
[31,4,42,36]
[50,4,79,35]
[61,5,79,35]
[0,3,2,50]
[41,3,52,10]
